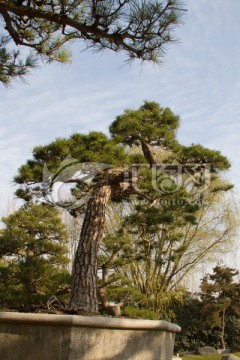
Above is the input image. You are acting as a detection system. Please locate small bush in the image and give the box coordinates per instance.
[122,305,159,319]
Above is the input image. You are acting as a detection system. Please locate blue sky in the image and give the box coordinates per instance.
[1,0,240,224]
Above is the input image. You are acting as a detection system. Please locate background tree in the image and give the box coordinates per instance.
[0,203,70,309]
[200,265,240,349]
[0,0,185,84]
[173,266,240,353]
[14,101,232,314]
[98,189,237,318]
[173,292,222,353]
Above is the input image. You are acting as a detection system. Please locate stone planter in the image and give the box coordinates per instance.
[0,311,181,360]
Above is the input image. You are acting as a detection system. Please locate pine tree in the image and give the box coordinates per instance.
[200,265,240,349]
[14,101,232,313]
[0,35,37,86]
[0,203,70,309]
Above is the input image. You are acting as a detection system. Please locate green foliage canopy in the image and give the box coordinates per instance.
[200,265,240,349]
[0,203,70,309]
[13,101,234,313]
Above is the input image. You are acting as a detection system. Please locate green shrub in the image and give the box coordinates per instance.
[122,305,159,319]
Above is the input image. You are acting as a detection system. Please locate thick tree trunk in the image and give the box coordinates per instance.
[69,181,112,313]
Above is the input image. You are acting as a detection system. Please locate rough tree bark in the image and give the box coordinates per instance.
[69,144,156,313]
[69,180,112,313]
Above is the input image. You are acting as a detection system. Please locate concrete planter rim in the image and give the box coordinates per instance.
[0,311,181,333]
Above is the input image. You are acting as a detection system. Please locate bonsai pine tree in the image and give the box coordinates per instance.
[14,101,231,313]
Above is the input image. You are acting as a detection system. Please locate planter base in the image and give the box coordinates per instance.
[0,312,181,360]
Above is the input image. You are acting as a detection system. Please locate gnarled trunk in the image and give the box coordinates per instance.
[69,181,112,312]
